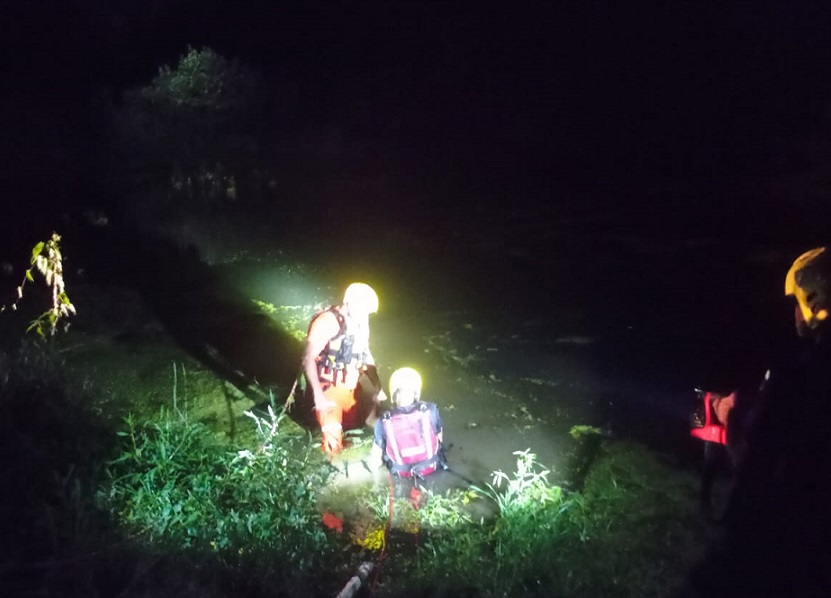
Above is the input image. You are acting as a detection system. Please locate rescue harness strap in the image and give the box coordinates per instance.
[314,307,369,386]
[382,405,442,478]
[387,454,442,478]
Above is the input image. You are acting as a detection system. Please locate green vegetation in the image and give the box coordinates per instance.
[101,406,336,593]
[371,448,702,597]
[1,236,707,597]
[1,233,76,337]
[253,299,317,341]
[0,336,706,596]
[570,424,603,440]
[106,47,274,219]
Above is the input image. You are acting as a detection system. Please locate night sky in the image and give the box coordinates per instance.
[3,1,831,238]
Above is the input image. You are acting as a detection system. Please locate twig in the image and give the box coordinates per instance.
[284,378,298,412]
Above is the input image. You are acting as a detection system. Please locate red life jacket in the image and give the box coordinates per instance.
[381,403,441,478]
[690,390,728,445]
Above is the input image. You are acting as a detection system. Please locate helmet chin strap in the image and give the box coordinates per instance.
[394,390,418,407]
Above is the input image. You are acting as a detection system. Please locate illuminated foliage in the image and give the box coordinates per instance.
[372,445,702,597]
[1,233,76,337]
[143,47,262,112]
[101,405,342,592]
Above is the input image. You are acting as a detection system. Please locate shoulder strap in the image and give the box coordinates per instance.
[309,306,347,339]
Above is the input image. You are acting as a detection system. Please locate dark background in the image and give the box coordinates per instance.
[3,1,831,244]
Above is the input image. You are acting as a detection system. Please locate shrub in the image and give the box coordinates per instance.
[109,47,272,217]
[372,445,699,598]
[471,450,586,595]
[101,405,339,594]
[1,233,76,338]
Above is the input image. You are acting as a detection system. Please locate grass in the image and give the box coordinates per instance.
[366,444,704,598]
[0,340,360,597]
[1,323,708,598]
[100,406,339,592]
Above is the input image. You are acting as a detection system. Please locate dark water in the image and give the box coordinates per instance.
[50,210,806,484]
[221,214,804,478]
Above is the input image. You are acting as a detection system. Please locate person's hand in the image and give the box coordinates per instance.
[323,433,342,454]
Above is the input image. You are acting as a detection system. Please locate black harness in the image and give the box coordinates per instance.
[313,307,367,385]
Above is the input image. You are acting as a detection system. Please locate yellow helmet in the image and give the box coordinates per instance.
[785,247,830,329]
[389,367,422,402]
[343,283,379,314]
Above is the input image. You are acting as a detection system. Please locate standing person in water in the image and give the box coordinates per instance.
[682,246,831,598]
[301,283,386,454]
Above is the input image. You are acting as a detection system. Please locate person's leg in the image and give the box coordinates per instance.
[357,371,383,427]
[338,384,362,430]
[701,441,720,516]
[393,475,415,499]
[317,386,354,454]
[318,406,343,453]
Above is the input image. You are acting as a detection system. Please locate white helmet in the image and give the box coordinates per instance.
[343,282,379,314]
[389,367,422,403]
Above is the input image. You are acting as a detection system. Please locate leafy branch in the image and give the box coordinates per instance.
[1,233,76,337]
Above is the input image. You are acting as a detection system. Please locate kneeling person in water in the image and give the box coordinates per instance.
[370,367,445,479]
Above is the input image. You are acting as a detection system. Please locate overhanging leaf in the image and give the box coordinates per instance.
[30,242,45,265]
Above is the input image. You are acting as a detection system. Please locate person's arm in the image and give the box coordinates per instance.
[361,334,387,403]
[369,443,384,469]
[301,312,339,412]
[369,420,386,469]
[362,364,387,403]
[431,403,444,444]
[712,391,736,427]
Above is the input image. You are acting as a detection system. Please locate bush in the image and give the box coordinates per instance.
[101,405,339,594]
[371,446,701,598]
[108,47,273,218]
[1,233,76,338]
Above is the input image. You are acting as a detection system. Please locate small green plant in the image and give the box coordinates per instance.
[415,489,474,529]
[472,449,564,514]
[372,451,584,597]
[1,232,76,337]
[569,424,602,440]
[361,485,474,536]
[469,450,584,593]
